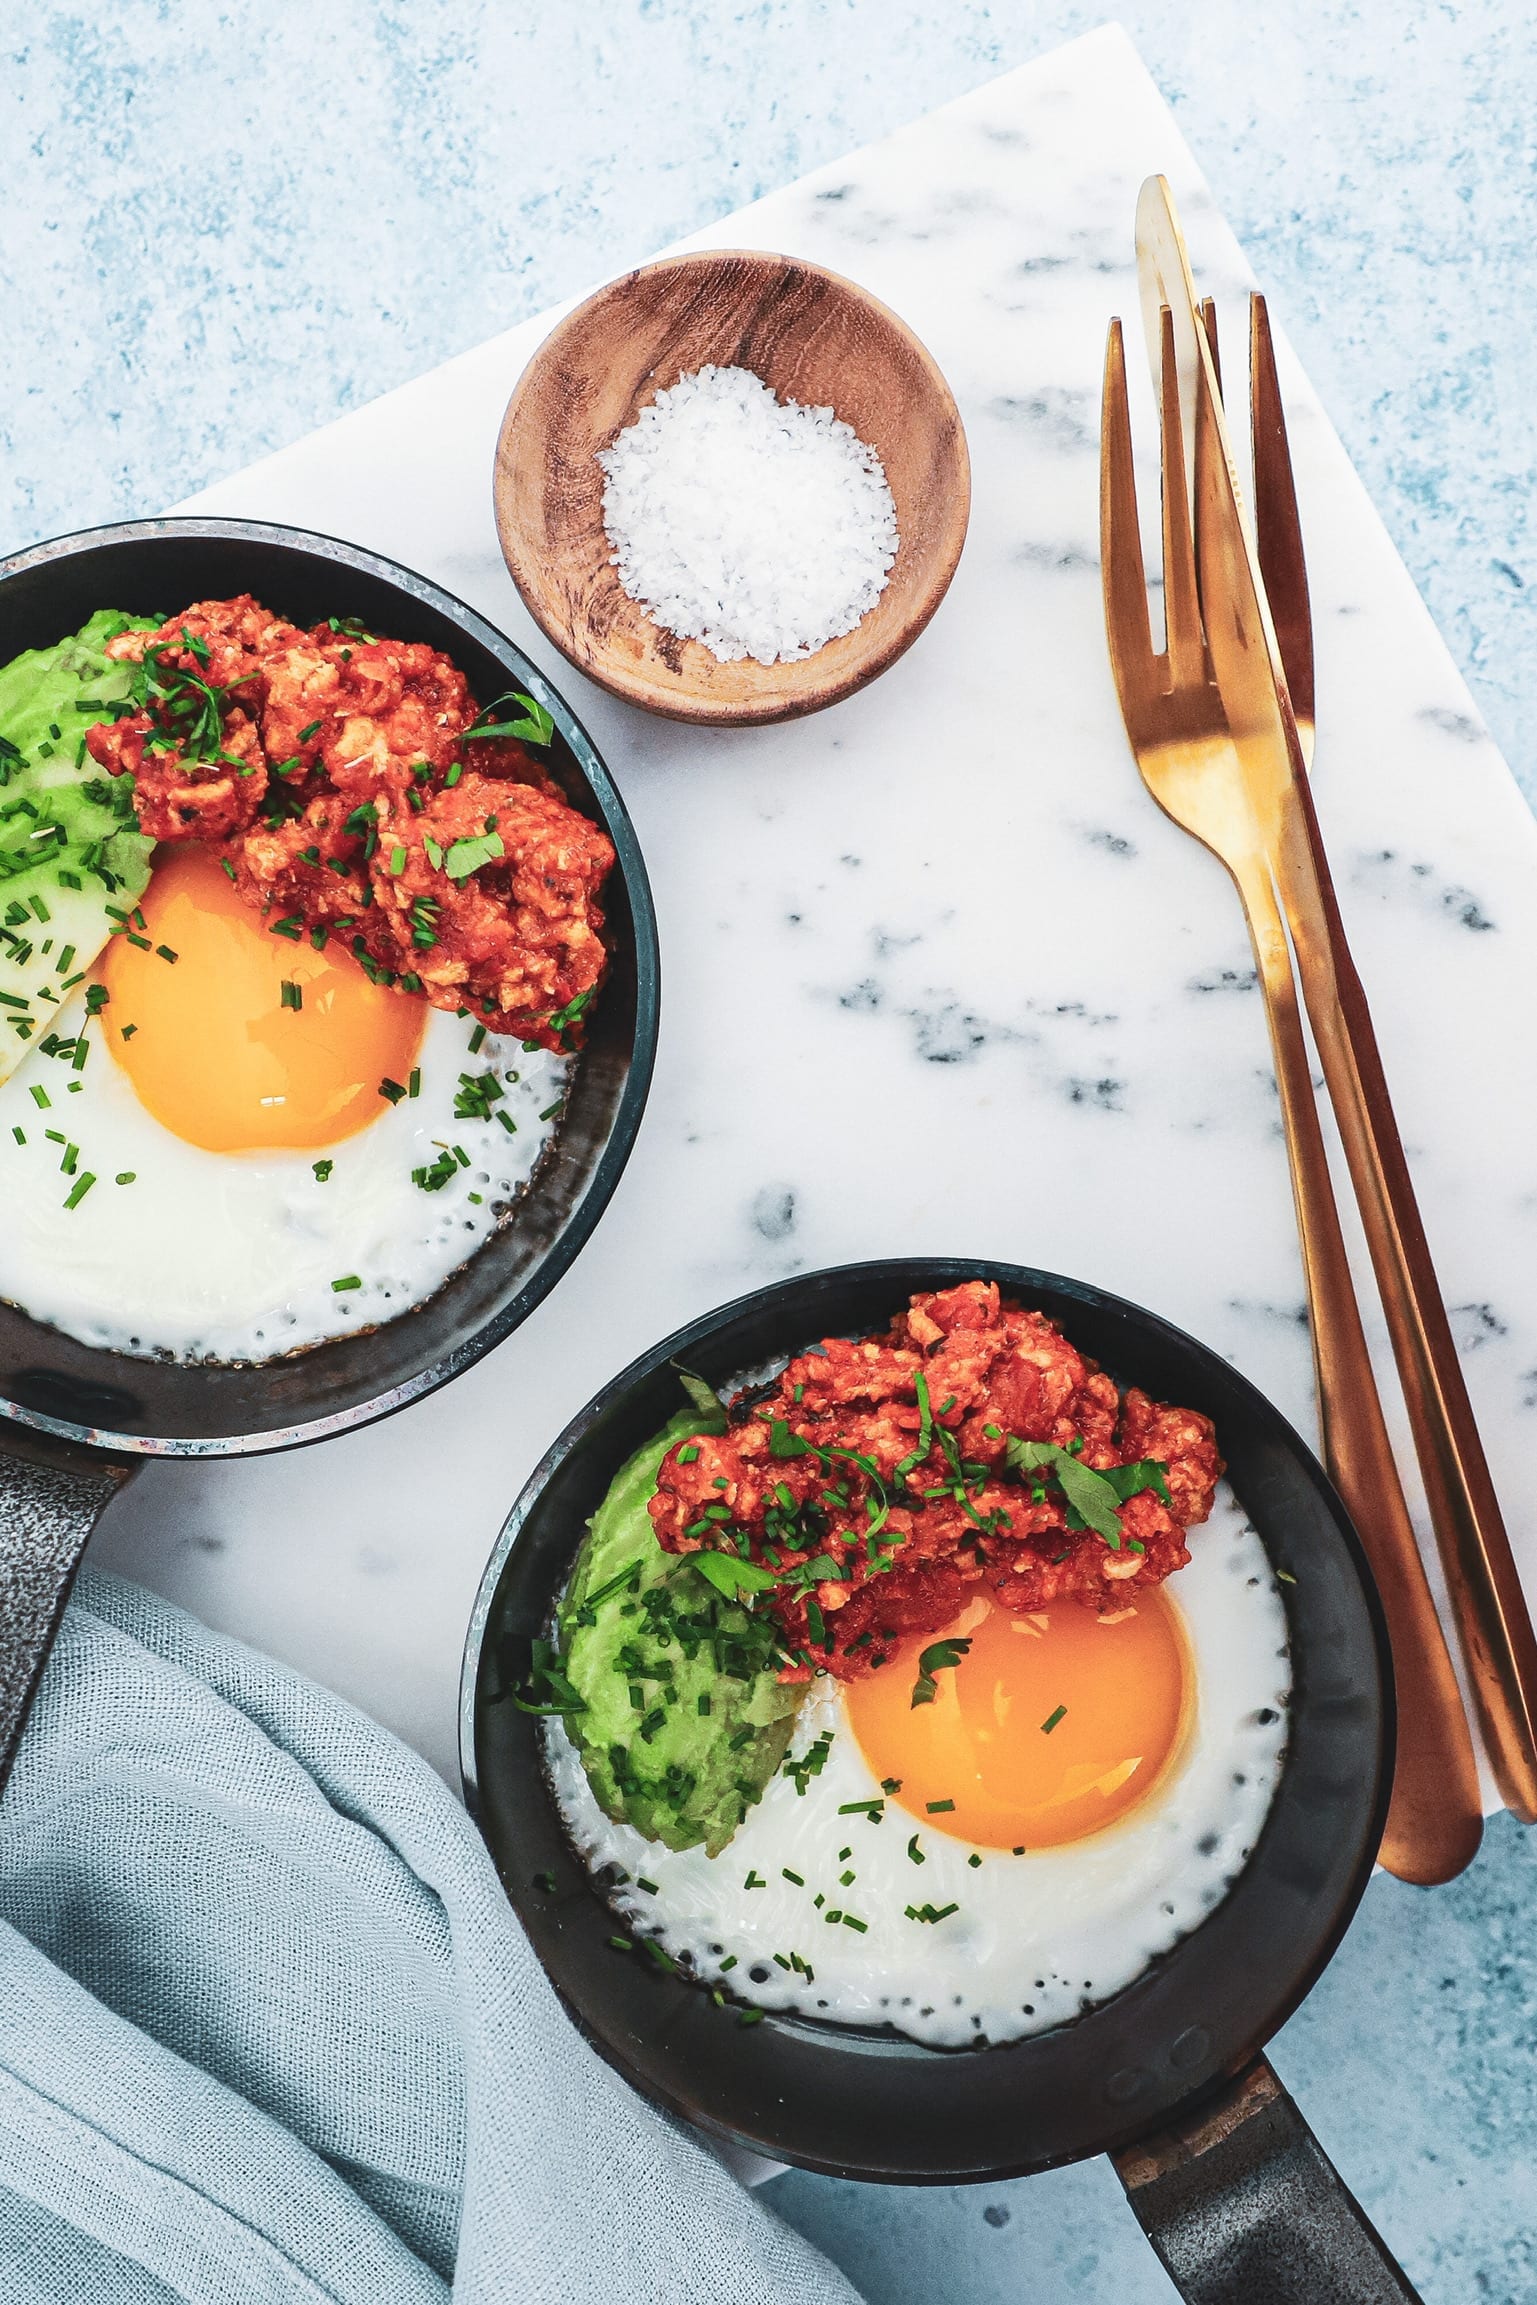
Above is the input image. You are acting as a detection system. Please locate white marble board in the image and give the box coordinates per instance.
[90,24,1537,1801]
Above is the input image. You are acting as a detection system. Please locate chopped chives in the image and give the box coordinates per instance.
[1041,1706,1067,1735]
[388,844,407,875]
[280,980,302,1011]
[331,1274,363,1292]
[781,1868,803,1886]
[538,1100,562,1121]
[62,1171,95,1210]
[408,1068,420,1098]
[10,1126,23,1145]
[313,1159,333,1182]
[115,1171,135,1185]
[155,944,178,964]
[925,1799,955,1814]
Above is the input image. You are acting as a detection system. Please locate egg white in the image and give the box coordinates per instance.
[0,986,568,1362]
[545,1481,1291,2048]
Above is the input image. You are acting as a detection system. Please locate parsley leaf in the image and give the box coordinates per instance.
[691,1552,780,1602]
[671,1362,728,1433]
[444,830,505,881]
[911,1635,972,1709]
[1003,1437,1170,1549]
[462,688,555,747]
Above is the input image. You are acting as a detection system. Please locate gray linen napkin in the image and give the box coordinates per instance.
[0,1569,863,2304]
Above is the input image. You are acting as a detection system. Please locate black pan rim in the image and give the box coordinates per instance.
[0,516,660,1457]
[460,1255,1395,2184]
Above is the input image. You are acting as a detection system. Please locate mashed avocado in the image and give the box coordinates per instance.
[0,611,157,1085]
[555,1404,806,1856]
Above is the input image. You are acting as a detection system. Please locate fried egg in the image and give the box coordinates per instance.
[0,845,568,1362]
[545,1481,1290,2047]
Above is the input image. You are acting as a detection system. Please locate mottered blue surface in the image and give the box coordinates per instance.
[4,5,1537,2299]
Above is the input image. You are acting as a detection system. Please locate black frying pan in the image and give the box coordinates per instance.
[0,518,659,1788]
[462,1259,1423,2305]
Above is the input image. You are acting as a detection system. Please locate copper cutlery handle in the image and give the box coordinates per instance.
[1277,779,1537,1821]
[1232,854,1482,1882]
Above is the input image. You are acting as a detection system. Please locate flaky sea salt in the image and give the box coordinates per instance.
[597,364,899,667]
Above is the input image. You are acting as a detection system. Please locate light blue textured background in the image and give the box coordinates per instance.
[3,5,1536,2300]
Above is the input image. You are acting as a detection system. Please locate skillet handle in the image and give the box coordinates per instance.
[1112,2055,1422,2304]
[0,1447,130,1796]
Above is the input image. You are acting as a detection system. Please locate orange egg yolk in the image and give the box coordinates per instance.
[844,1588,1191,1850]
[98,845,426,1152]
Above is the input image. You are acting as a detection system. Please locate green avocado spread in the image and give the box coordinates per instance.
[0,611,157,1085]
[552,1402,805,1856]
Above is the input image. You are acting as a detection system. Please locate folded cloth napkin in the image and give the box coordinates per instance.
[0,1569,861,2305]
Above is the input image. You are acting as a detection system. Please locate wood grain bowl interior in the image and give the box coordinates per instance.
[492,250,971,726]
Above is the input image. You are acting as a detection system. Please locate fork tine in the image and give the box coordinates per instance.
[1158,303,1204,688]
[1250,292,1316,739]
[1100,317,1158,695]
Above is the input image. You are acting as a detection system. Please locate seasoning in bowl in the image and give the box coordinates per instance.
[596,364,898,668]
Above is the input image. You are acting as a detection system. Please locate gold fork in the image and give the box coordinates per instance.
[1100,304,1483,1883]
[1241,290,1537,1826]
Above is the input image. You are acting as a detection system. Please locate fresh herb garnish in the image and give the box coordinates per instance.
[461,688,555,747]
[444,829,505,881]
[1003,1437,1170,1549]
[910,1635,972,1709]
[672,1363,728,1430]
[505,1635,585,1717]
[691,1552,779,1603]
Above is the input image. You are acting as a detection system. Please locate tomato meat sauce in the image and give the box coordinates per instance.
[85,594,614,1051]
[649,1281,1222,1679]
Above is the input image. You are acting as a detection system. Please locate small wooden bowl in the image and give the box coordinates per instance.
[492,250,970,726]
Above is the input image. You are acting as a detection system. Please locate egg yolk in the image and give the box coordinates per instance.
[844,1588,1192,1850]
[98,845,426,1152]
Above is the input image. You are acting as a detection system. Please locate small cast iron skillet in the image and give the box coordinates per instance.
[463,1258,1425,2305]
[0,518,658,1790]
